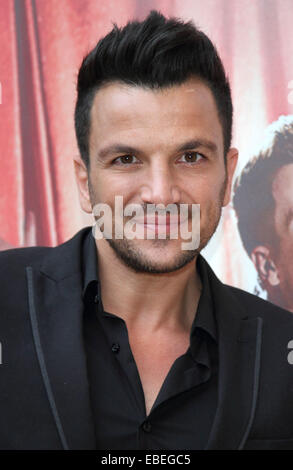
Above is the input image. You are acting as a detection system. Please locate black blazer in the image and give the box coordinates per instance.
[0,226,293,450]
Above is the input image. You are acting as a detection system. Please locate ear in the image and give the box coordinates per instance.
[73,154,92,214]
[222,147,239,207]
[251,245,280,287]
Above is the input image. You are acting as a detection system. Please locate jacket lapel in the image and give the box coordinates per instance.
[25,228,263,450]
[199,257,263,450]
[26,227,96,450]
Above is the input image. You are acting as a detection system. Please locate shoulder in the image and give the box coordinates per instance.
[0,226,91,282]
[199,254,293,324]
[0,246,54,303]
[0,245,53,272]
[225,283,293,325]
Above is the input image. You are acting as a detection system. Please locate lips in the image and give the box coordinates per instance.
[133,215,188,237]
[134,214,186,225]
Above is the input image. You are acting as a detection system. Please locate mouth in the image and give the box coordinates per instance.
[133,214,188,235]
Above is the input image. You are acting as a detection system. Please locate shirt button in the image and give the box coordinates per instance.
[94,294,99,304]
[142,421,152,433]
[111,343,120,353]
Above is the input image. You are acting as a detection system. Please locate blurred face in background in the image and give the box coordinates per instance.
[270,163,293,311]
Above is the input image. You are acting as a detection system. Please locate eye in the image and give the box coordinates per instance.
[112,155,139,165]
[178,151,205,164]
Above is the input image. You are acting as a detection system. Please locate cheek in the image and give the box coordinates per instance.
[289,220,293,237]
[191,177,225,206]
[90,170,132,203]
[275,235,293,283]
[281,235,293,261]
[91,168,225,206]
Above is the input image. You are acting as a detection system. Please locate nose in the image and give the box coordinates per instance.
[139,163,181,206]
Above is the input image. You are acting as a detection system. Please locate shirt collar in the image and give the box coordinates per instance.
[190,255,217,343]
[82,229,99,301]
[82,230,217,343]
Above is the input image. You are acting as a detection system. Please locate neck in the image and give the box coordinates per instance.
[95,238,202,334]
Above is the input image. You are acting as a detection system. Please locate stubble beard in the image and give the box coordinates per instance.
[89,177,227,274]
[105,205,223,274]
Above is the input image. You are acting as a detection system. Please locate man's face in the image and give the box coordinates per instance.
[271,163,293,308]
[75,78,238,273]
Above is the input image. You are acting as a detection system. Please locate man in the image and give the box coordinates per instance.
[1,10,293,451]
[233,115,293,312]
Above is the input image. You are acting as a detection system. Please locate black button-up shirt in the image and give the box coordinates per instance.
[82,231,218,450]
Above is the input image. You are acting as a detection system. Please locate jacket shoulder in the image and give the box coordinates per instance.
[226,283,293,323]
[0,227,91,271]
[0,245,53,271]
[0,226,91,282]
[0,246,55,283]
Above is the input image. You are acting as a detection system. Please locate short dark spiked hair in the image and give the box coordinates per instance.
[233,116,293,257]
[74,10,233,167]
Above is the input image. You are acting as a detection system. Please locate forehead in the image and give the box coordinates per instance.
[89,78,224,152]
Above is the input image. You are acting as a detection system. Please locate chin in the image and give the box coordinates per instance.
[106,237,197,274]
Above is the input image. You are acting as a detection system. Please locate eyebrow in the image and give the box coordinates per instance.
[97,138,218,160]
[178,139,218,154]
